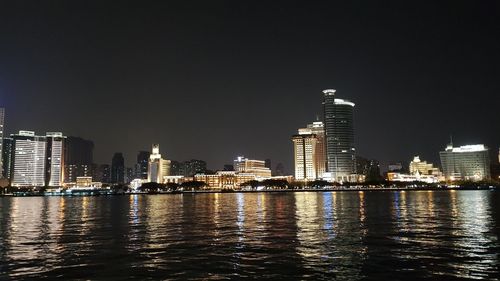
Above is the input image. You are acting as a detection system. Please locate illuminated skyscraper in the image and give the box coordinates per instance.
[292,132,317,180]
[45,132,65,187]
[2,137,13,179]
[0,108,4,177]
[439,144,490,181]
[11,131,47,187]
[323,89,356,181]
[147,144,171,183]
[307,121,326,177]
[64,136,94,183]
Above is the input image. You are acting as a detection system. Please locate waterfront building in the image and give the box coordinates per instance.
[322,89,356,182]
[2,137,13,179]
[182,159,207,176]
[11,131,47,187]
[439,144,491,181]
[147,144,171,183]
[307,121,326,177]
[45,132,65,187]
[194,171,257,190]
[111,153,125,183]
[0,108,4,177]
[409,156,441,176]
[292,131,318,180]
[94,164,111,183]
[64,136,94,183]
[387,172,438,184]
[234,156,272,178]
[356,157,382,182]
[136,151,150,179]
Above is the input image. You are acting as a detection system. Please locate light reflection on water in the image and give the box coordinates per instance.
[0,191,499,280]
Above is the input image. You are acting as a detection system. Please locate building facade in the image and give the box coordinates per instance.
[439,144,490,181]
[409,156,441,176]
[292,132,317,180]
[2,137,13,179]
[136,151,150,179]
[111,152,125,183]
[45,132,65,187]
[147,144,171,183]
[64,136,94,183]
[323,89,356,181]
[11,131,47,187]
[234,156,272,178]
[0,108,4,177]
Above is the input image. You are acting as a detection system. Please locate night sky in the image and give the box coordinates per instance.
[1,1,499,172]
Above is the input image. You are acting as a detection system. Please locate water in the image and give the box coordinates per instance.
[0,191,499,280]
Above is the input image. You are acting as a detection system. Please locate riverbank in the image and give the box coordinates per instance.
[1,185,497,197]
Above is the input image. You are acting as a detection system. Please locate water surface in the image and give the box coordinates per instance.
[0,191,499,280]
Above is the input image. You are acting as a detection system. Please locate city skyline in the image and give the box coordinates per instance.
[1,1,499,172]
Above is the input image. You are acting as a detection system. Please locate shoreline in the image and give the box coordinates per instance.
[1,186,497,197]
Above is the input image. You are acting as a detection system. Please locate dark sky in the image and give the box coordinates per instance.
[1,1,499,172]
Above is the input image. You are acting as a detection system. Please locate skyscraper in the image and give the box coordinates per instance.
[0,108,4,177]
[439,144,491,181]
[136,151,150,179]
[292,132,317,180]
[307,121,326,177]
[11,131,47,187]
[147,144,171,183]
[323,89,356,182]
[45,132,65,187]
[64,136,94,183]
[111,153,125,184]
[2,137,13,179]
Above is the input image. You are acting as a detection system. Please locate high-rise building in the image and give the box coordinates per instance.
[234,156,272,178]
[439,144,491,181]
[323,89,356,181]
[2,137,13,179]
[147,144,171,183]
[136,151,150,179]
[111,153,125,183]
[45,132,65,187]
[292,132,317,180]
[95,164,110,183]
[11,131,47,187]
[0,108,4,177]
[125,167,134,183]
[64,136,94,183]
[307,121,326,177]
[275,163,285,176]
[183,159,207,176]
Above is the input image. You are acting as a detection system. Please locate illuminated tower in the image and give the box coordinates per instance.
[45,132,65,187]
[147,144,171,183]
[323,89,356,182]
[0,108,4,177]
[11,131,47,187]
[292,131,317,180]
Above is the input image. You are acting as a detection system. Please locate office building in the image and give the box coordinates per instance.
[45,132,65,187]
[111,153,125,183]
[136,151,150,179]
[64,136,94,183]
[2,137,13,179]
[439,144,491,181]
[323,89,356,181]
[234,156,272,178]
[11,131,47,187]
[183,159,207,176]
[307,121,326,177]
[292,132,318,180]
[147,144,171,183]
[95,164,111,183]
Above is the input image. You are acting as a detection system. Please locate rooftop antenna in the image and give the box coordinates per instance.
[449,134,453,146]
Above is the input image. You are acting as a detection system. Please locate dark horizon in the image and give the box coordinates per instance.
[1,1,499,172]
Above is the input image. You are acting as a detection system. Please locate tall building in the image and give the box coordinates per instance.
[64,136,94,183]
[111,153,125,183]
[2,137,13,179]
[439,144,491,181]
[292,132,318,180]
[45,132,65,187]
[94,164,110,183]
[147,144,171,183]
[323,89,356,181]
[0,108,4,177]
[307,121,326,177]
[234,156,272,178]
[183,159,207,176]
[136,151,150,179]
[11,131,47,187]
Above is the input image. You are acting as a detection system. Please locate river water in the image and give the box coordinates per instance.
[0,191,499,280]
